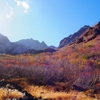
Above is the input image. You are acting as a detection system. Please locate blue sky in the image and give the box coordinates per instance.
[0,0,100,46]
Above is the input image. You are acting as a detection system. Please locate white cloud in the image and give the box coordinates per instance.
[16,0,21,6]
[14,0,30,13]
[6,7,14,18]
[0,2,14,19]
[22,1,30,13]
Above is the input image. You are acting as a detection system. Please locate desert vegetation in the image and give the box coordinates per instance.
[0,36,100,99]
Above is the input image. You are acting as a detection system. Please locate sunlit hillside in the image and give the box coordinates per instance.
[0,22,100,100]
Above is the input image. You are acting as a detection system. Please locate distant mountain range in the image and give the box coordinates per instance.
[22,48,57,54]
[58,25,90,48]
[17,39,48,50]
[0,33,49,54]
[1,22,100,54]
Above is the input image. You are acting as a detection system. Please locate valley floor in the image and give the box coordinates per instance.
[25,85,97,100]
[0,80,99,100]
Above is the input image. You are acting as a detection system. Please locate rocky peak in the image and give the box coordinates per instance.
[58,25,90,48]
[76,22,100,43]
[0,33,10,44]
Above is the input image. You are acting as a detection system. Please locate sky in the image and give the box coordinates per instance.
[0,0,100,46]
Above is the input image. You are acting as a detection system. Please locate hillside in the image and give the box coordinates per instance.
[56,21,100,88]
[0,22,100,100]
[22,48,57,54]
[58,25,90,48]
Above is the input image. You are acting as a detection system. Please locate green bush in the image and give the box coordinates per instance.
[82,54,89,59]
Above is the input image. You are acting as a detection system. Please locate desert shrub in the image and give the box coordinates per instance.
[0,65,6,80]
[87,44,94,47]
[23,65,65,85]
[73,64,100,90]
[82,54,90,59]
[0,52,100,91]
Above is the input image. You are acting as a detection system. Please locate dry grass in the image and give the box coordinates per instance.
[0,88,24,100]
[24,84,97,100]
[0,88,6,100]
[0,80,99,100]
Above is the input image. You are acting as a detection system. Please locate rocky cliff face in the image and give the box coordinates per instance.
[76,22,100,43]
[58,25,90,48]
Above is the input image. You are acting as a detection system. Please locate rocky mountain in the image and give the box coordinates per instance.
[55,22,100,91]
[17,39,48,50]
[0,33,12,53]
[58,25,90,48]
[6,43,27,54]
[0,33,48,54]
[76,22,100,43]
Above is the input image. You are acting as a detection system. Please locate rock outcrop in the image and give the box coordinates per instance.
[76,22,100,43]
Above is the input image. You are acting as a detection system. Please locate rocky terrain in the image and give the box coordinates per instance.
[58,25,90,48]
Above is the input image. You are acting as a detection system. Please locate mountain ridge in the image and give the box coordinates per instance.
[17,38,48,50]
[0,33,48,54]
[58,25,90,48]
[1,22,100,54]
[75,22,100,43]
